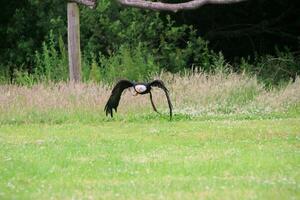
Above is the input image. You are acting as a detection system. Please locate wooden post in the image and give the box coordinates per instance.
[67,2,81,82]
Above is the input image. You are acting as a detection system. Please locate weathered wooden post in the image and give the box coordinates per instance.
[67,2,81,82]
[67,0,96,82]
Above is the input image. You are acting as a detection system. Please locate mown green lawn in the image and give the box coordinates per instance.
[0,118,299,199]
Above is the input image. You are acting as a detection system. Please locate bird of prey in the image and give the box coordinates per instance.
[104,79,173,119]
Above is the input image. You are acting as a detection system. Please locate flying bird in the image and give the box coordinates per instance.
[104,79,173,119]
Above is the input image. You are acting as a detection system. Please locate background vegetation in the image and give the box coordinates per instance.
[0,0,299,85]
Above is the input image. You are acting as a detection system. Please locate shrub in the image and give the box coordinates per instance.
[34,30,68,82]
[240,48,300,87]
[88,43,160,83]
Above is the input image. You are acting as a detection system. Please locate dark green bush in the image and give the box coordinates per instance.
[86,43,159,83]
[13,30,68,85]
[240,48,300,87]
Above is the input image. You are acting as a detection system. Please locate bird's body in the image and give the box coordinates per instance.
[104,79,173,119]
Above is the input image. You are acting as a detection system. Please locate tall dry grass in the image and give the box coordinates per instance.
[159,71,300,115]
[0,71,299,123]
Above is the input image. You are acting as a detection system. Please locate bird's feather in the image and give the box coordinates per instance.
[149,91,160,114]
[104,80,134,117]
[149,80,173,119]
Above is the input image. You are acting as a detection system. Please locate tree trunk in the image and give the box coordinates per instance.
[67,2,81,82]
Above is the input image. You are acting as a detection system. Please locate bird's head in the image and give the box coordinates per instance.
[131,84,147,96]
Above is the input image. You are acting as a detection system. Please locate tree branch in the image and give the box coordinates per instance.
[69,0,96,8]
[116,0,247,12]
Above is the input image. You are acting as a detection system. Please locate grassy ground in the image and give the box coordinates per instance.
[1,72,299,199]
[1,118,299,199]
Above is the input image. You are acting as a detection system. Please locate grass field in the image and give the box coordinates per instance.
[1,72,300,199]
[1,117,299,199]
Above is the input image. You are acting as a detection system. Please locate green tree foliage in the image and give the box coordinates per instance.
[0,0,299,85]
[80,0,219,81]
[34,30,68,82]
[0,0,66,80]
[97,43,159,83]
[13,30,68,85]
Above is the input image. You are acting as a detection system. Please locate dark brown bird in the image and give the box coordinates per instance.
[104,79,173,119]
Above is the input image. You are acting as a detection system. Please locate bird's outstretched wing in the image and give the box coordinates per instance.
[104,80,134,117]
[149,91,160,114]
[149,80,173,119]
